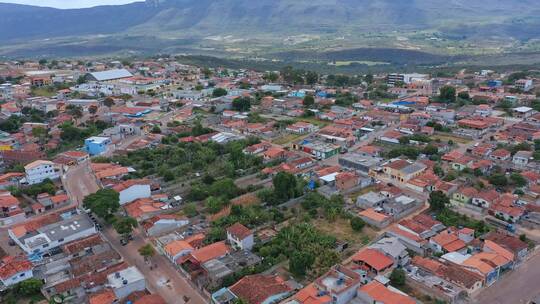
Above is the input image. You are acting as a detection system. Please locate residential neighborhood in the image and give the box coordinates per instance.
[0,57,539,304]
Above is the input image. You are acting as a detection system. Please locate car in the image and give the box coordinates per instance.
[120,239,128,246]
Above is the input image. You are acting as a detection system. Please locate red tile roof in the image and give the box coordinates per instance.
[0,256,32,280]
[229,275,292,304]
[351,248,393,272]
[227,223,252,240]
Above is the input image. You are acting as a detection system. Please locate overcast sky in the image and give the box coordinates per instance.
[0,0,144,9]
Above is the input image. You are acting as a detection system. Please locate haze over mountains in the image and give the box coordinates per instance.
[2,0,540,65]
[1,0,540,42]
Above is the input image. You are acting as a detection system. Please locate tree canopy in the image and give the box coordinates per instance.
[83,189,120,222]
[428,190,450,212]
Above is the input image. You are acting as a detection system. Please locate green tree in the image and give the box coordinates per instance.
[263,72,279,82]
[273,172,299,202]
[151,125,161,134]
[113,217,138,237]
[429,191,450,212]
[510,173,527,187]
[390,268,406,287]
[183,203,198,217]
[439,85,456,103]
[457,91,470,100]
[422,145,438,155]
[489,173,508,187]
[350,217,366,231]
[206,196,227,214]
[212,88,228,97]
[138,243,156,261]
[232,97,252,112]
[289,251,315,277]
[305,71,319,85]
[83,189,120,222]
[16,278,43,296]
[303,95,315,108]
[399,137,410,145]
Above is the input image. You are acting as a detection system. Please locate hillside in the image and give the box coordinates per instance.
[1,0,540,42]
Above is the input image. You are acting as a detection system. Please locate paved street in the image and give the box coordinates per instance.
[63,160,100,205]
[474,249,540,304]
[102,228,207,304]
[62,161,208,304]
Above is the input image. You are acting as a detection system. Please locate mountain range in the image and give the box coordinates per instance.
[2,0,540,62]
[1,0,540,42]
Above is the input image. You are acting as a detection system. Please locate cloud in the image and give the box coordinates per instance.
[1,0,144,9]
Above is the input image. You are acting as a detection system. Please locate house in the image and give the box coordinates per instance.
[142,214,189,237]
[368,237,409,267]
[485,231,529,261]
[286,122,317,134]
[89,289,117,304]
[226,223,254,251]
[382,159,427,183]
[164,240,194,264]
[106,266,146,299]
[0,255,33,287]
[335,171,359,191]
[217,274,293,304]
[356,281,416,304]
[263,147,287,162]
[24,160,61,185]
[290,265,361,304]
[356,192,387,209]
[472,190,499,209]
[489,149,511,161]
[58,151,90,164]
[358,208,392,229]
[124,198,167,220]
[411,256,484,297]
[379,130,403,144]
[87,69,133,82]
[462,252,511,286]
[178,241,230,267]
[112,179,152,205]
[351,248,394,276]
[8,214,96,255]
[338,154,383,176]
[84,136,112,156]
[0,192,25,227]
[429,229,467,254]
[515,79,533,91]
[133,295,166,304]
[512,151,532,168]
[512,106,534,118]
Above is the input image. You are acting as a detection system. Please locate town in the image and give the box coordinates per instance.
[0,58,538,304]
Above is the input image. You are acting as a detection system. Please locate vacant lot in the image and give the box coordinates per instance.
[311,217,378,256]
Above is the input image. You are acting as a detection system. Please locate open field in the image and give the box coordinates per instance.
[432,133,472,144]
[311,217,377,256]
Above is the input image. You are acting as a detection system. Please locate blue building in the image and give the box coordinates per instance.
[84,136,111,156]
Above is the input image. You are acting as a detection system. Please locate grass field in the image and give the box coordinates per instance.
[311,217,377,256]
[432,133,472,144]
[31,88,56,97]
[272,133,306,145]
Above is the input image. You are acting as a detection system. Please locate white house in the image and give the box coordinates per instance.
[112,179,152,205]
[8,214,96,255]
[226,223,254,251]
[0,256,33,286]
[512,151,533,168]
[143,214,189,237]
[107,266,146,299]
[163,240,194,264]
[24,160,61,185]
